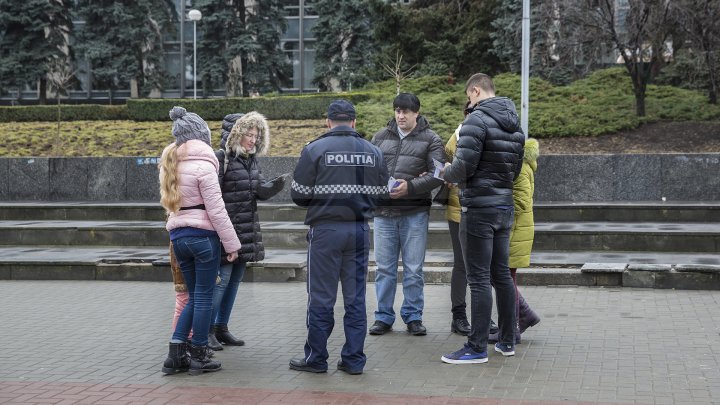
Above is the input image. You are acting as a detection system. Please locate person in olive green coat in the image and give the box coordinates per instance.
[490,138,541,343]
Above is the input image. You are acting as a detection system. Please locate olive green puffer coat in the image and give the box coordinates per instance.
[509,138,539,268]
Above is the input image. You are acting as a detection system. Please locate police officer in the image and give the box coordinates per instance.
[289,100,389,375]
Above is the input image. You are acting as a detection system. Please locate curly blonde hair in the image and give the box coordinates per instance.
[159,143,181,214]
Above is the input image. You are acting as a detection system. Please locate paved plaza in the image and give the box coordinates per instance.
[1,280,719,404]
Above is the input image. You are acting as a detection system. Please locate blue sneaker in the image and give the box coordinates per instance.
[494,342,515,356]
[441,344,488,364]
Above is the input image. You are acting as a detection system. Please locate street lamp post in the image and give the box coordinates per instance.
[188,9,202,99]
[520,0,530,136]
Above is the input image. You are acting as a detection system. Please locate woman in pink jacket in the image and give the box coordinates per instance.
[160,106,242,376]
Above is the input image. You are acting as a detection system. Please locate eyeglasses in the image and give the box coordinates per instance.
[242,133,258,139]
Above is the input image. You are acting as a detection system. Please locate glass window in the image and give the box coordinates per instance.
[288,50,301,89]
[165,52,182,90]
[285,17,300,40]
[302,16,317,39]
[302,48,316,91]
[304,0,318,16]
[282,0,300,16]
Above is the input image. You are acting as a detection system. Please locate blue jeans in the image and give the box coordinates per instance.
[373,211,429,325]
[304,221,370,371]
[460,207,516,352]
[212,261,246,326]
[171,235,221,346]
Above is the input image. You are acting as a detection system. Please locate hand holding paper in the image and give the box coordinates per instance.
[432,158,445,179]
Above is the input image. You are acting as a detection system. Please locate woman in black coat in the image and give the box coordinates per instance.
[208,111,286,349]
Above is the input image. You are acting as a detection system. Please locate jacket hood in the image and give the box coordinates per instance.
[224,111,270,157]
[475,97,521,134]
[219,113,245,150]
[524,137,539,171]
[386,114,431,135]
[174,139,220,171]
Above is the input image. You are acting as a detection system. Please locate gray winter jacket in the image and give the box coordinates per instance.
[371,115,445,217]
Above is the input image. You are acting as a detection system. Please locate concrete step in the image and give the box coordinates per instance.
[2,201,720,223]
[1,246,719,287]
[1,219,719,253]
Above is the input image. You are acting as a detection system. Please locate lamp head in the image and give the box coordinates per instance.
[188,9,202,21]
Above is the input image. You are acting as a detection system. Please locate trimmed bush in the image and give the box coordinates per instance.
[127,93,372,121]
[0,104,128,122]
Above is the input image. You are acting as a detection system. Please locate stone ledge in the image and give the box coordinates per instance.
[581,263,628,273]
[2,262,719,290]
[674,264,720,273]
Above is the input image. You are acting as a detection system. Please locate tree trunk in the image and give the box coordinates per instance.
[634,90,646,117]
[226,56,243,97]
[39,78,47,105]
[705,51,718,104]
[130,78,140,99]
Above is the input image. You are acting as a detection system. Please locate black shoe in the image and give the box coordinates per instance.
[289,357,327,373]
[451,318,471,336]
[162,342,190,375]
[186,339,215,357]
[368,320,392,335]
[188,344,222,376]
[214,324,245,346]
[207,332,224,351]
[407,320,427,336]
[337,360,363,375]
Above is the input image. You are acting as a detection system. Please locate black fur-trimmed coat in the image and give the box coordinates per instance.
[216,111,284,262]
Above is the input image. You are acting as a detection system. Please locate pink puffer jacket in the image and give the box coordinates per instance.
[164,139,242,253]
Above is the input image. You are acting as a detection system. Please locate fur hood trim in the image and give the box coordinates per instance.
[524,138,539,171]
[224,111,270,159]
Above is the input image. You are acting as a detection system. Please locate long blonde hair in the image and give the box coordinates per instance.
[159,143,181,214]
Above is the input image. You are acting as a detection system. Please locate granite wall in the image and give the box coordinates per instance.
[0,154,717,202]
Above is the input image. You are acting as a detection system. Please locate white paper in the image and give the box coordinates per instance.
[432,158,444,179]
[388,176,400,192]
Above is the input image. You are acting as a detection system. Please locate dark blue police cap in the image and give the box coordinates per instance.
[327,99,356,121]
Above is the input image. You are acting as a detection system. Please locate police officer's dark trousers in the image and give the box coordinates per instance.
[304,221,370,371]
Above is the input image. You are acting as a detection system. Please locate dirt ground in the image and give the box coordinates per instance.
[540,121,720,154]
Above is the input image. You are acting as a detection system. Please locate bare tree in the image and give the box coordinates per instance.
[380,50,417,95]
[562,0,673,116]
[671,0,720,104]
[46,58,76,155]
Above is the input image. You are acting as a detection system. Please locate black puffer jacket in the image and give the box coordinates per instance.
[216,111,283,262]
[216,152,283,262]
[371,115,445,216]
[443,97,525,208]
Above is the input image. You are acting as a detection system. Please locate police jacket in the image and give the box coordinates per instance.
[443,97,525,208]
[291,125,389,225]
[371,115,445,217]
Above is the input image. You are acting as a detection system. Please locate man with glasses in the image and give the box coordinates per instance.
[369,93,445,337]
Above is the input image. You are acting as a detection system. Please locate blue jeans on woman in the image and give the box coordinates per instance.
[373,211,429,326]
[171,235,221,346]
[212,261,246,326]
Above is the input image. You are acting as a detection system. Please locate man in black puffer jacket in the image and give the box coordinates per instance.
[369,93,445,337]
[440,73,525,365]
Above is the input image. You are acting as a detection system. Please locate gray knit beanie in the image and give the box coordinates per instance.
[169,106,211,146]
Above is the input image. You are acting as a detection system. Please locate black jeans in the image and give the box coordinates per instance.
[448,220,467,319]
[460,207,516,352]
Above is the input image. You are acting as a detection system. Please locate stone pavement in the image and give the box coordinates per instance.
[1,281,719,404]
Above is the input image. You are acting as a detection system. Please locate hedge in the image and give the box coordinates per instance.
[0,104,128,122]
[126,92,372,121]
